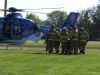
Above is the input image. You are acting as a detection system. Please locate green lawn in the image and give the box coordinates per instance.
[86,41,100,48]
[0,47,100,75]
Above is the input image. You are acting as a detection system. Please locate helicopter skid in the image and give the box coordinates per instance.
[0,38,26,45]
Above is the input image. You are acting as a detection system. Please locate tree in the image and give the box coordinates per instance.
[90,5,100,40]
[77,9,91,32]
[26,13,41,25]
[78,4,100,40]
[46,10,67,28]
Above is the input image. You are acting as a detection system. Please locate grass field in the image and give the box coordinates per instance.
[0,47,100,75]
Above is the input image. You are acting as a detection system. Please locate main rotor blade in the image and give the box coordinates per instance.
[0,7,64,13]
[0,9,9,11]
[20,7,64,10]
[29,12,49,14]
[0,9,22,11]
[21,10,49,14]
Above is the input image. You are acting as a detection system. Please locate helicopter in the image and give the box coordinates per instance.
[0,7,48,46]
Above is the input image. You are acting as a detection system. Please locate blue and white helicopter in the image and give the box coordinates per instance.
[0,7,43,44]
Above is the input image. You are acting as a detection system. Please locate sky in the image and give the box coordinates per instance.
[0,0,99,20]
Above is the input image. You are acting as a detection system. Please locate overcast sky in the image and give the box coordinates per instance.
[0,0,98,20]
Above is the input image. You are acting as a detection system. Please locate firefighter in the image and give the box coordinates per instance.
[44,31,49,52]
[79,27,89,54]
[70,26,79,54]
[46,25,60,54]
[55,27,60,53]
[60,27,71,54]
[67,27,73,54]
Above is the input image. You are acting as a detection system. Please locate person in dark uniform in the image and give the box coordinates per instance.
[79,27,89,54]
[55,27,60,53]
[70,26,79,54]
[46,25,60,54]
[44,31,49,52]
[60,27,71,54]
[67,27,73,54]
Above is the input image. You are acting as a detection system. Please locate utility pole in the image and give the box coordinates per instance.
[4,0,7,16]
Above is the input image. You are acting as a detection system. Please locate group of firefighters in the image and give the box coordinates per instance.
[45,25,89,55]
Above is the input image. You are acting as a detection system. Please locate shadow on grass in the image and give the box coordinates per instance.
[32,52,46,54]
[32,52,77,55]
[32,52,59,55]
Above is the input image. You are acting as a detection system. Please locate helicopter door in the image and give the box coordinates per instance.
[2,22,12,38]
